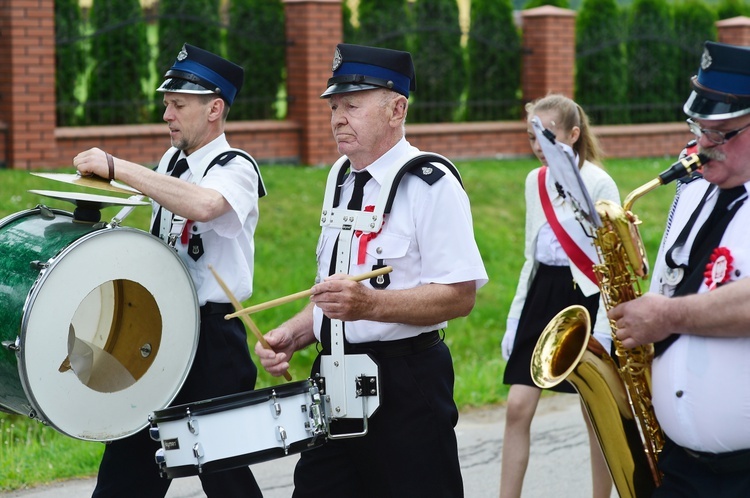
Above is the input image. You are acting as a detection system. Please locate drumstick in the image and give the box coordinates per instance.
[224,266,393,319]
[208,265,292,382]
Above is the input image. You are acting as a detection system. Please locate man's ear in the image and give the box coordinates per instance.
[390,95,408,125]
[208,98,225,122]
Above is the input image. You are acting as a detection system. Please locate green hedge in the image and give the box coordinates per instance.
[227,0,285,120]
[58,0,732,127]
[86,0,149,125]
[410,0,465,123]
[466,0,521,121]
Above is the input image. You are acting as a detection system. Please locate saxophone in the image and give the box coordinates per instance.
[530,152,707,498]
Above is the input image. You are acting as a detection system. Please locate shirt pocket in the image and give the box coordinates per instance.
[362,231,411,268]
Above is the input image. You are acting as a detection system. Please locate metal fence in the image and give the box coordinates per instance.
[55,2,710,127]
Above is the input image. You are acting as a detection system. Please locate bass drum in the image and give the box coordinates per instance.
[0,206,199,441]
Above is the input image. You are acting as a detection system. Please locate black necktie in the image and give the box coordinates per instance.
[347,170,372,210]
[320,170,372,352]
[151,158,188,237]
[687,185,746,268]
[655,185,746,356]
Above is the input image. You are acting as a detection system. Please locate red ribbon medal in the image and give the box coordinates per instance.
[704,247,733,290]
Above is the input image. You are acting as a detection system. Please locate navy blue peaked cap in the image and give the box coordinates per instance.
[321,43,416,98]
[684,41,750,120]
[157,43,244,106]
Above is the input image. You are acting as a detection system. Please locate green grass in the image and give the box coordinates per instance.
[0,156,679,490]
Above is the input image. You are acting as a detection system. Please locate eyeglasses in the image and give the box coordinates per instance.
[686,118,750,145]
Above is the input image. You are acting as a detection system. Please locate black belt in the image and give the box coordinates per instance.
[200,301,235,317]
[681,444,750,474]
[343,330,443,359]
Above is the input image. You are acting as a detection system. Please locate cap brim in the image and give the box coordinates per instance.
[157,77,215,95]
[684,90,750,120]
[320,82,381,98]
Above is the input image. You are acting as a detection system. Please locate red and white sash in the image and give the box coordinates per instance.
[538,166,599,293]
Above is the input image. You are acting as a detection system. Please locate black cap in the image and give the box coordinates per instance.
[157,44,244,106]
[684,41,750,120]
[321,44,416,98]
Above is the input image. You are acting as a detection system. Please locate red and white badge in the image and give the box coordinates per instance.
[704,247,734,290]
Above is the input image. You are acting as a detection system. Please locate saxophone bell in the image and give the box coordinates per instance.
[531,305,659,498]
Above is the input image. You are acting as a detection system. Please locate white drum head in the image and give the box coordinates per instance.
[20,227,199,441]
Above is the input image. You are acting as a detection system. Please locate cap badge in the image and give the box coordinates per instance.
[332,47,342,71]
[700,47,712,70]
[177,47,188,62]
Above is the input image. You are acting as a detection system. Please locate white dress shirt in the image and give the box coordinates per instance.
[151,134,260,306]
[312,138,488,343]
[651,177,750,452]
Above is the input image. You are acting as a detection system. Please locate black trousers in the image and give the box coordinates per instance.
[92,311,262,498]
[653,437,750,498]
[292,340,463,498]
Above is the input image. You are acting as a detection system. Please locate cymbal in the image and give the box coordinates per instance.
[28,190,149,208]
[31,172,142,196]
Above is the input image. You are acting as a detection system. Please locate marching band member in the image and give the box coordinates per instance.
[74,43,264,498]
[254,43,487,497]
[612,41,750,498]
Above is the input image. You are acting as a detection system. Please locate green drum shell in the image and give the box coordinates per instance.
[0,208,101,416]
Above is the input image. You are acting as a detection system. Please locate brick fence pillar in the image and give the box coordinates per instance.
[0,0,57,170]
[716,16,750,47]
[520,6,576,107]
[283,0,343,167]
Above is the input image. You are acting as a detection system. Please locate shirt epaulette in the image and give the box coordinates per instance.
[407,163,446,185]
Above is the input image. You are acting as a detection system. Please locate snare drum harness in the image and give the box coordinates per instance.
[318,152,462,357]
[152,148,266,259]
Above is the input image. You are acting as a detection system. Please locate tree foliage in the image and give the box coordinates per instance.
[343,1,356,43]
[227,0,285,120]
[716,0,749,20]
[54,0,85,126]
[351,0,411,51]
[410,0,465,123]
[672,0,717,121]
[523,0,569,8]
[466,0,521,121]
[152,0,221,121]
[86,0,149,124]
[575,0,628,124]
[625,0,678,123]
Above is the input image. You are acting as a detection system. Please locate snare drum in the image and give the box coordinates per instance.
[0,207,199,441]
[150,379,327,478]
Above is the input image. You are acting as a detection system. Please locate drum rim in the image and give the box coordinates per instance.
[152,379,317,422]
[157,438,326,479]
[0,206,72,230]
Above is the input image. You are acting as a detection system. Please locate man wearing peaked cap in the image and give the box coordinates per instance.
[608,40,750,498]
[74,43,264,498]
[158,43,244,106]
[683,41,750,120]
[255,43,487,497]
[321,43,416,98]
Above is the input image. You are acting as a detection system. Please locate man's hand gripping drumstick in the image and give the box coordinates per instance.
[224,266,393,319]
[208,265,293,382]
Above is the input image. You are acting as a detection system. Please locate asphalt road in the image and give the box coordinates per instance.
[1,394,613,498]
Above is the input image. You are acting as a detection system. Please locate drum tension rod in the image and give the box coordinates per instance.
[2,339,19,352]
[29,260,49,270]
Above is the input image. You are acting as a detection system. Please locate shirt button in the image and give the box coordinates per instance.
[675,390,684,398]
[376,247,382,254]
